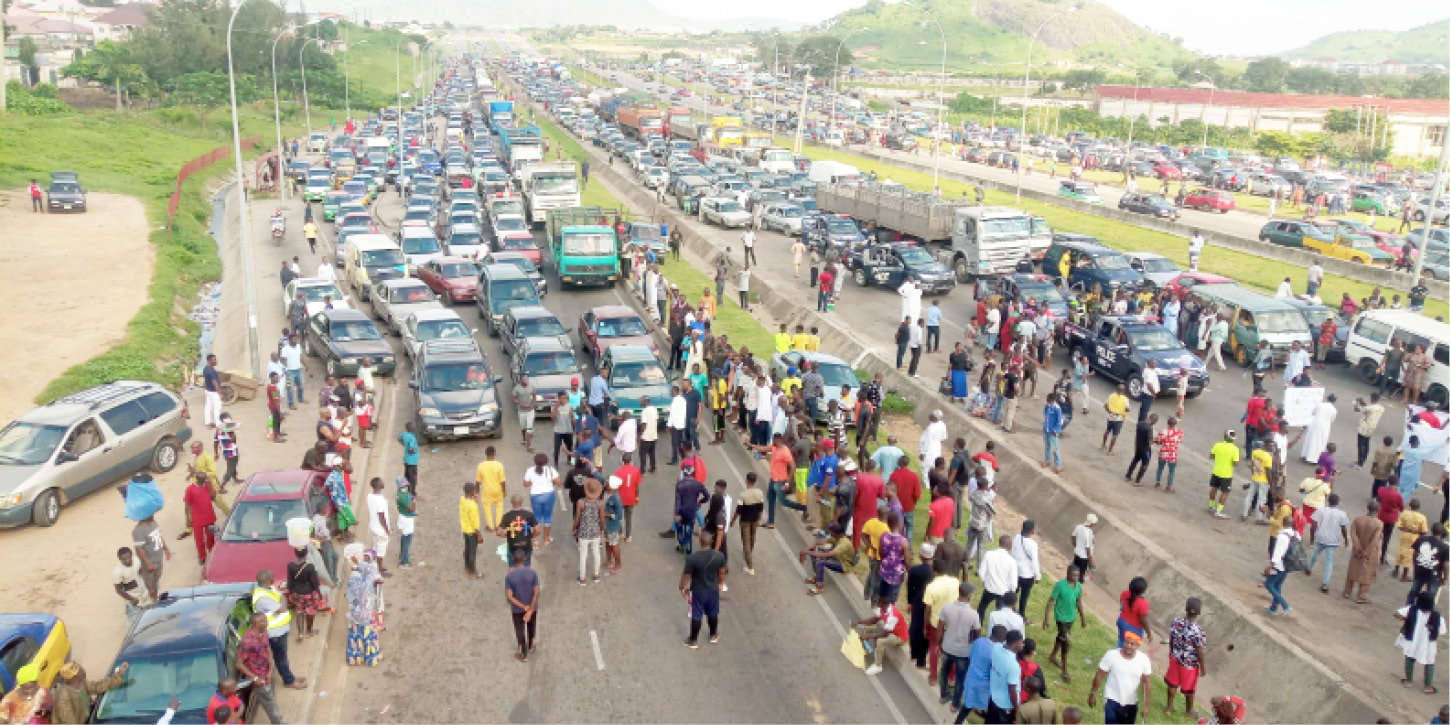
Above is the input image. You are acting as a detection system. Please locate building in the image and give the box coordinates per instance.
[1287,57,1444,77]
[91,3,154,44]
[1094,85,1449,158]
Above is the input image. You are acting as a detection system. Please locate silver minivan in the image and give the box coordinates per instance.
[0,381,191,527]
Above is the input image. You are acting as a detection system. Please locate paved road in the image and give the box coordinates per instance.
[533,88,1450,714]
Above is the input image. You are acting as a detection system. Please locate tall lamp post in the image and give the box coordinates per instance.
[896,0,946,189]
[829,27,869,138]
[225,0,262,379]
[396,39,408,170]
[1195,70,1217,150]
[764,32,781,135]
[299,37,319,138]
[1016,6,1076,202]
[270,26,293,200]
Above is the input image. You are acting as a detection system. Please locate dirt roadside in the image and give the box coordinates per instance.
[0,190,155,422]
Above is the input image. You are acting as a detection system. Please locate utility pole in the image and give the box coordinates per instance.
[793,69,811,155]
[1,17,8,116]
[1410,137,1448,281]
[343,24,350,119]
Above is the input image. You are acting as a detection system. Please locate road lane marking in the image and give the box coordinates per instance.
[590,629,606,671]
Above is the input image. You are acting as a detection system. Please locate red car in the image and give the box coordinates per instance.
[579,305,656,363]
[1164,271,1235,298]
[415,256,480,304]
[201,469,330,586]
[1152,162,1182,180]
[493,235,543,266]
[1183,188,1235,213]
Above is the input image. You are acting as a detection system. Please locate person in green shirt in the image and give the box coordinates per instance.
[395,477,417,569]
[800,522,855,596]
[1043,564,1087,683]
[1208,431,1241,520]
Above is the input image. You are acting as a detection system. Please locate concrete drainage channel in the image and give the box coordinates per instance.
[576,143,1388,723]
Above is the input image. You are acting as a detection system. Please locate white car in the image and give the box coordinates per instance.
[761,202,805,236]
[641,167,668,190]
[369,278,441,334]
[283,278,350,320]
[700,197,752,228]
[401,308,476,362]
[399,227,444,272]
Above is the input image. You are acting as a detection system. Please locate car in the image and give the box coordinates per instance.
[90,584,256,725]
[1183,188,1235,213]
[282,278,349,320]
[0,614,70,690]
[1351,189,1398,216]
[1258,220,1333,249]
[302,309,396,378]
[411,339,501,441]
[445,223,487,260]
[1410,196,1450,224]
[303,175,331,203]
[0,381,190,528]
[415,257,480,304]
[499,306,571,358]
[1248,173,1291,197]
[1301,228,1395,266]
[579,306,656,363]
[599,345,670,425]
[201,470,330,585]
[369,278,442,334]
[1151,163,1182,180]
[399,228,444,272]
[848,242,956,293]
[489,251,547,295]
[745,188,788,213]
[767,351,859,423]
[509,337,583,416]
[972,274,1070,320]
[700,197,752,228]
[623,222,667,255]
[760,202,806,235]
[1123,252,1182,288]
[1117,192,1179,221]
[1163,271,1235,298]
[802,213,867,254]
[321,191,350,221]
[45,172,86,212]
[401,308,475,363]
[1420,250,1449,281]
[1065,315,1209,399]
[1278,298,1350,362]
[476,263,543,335]
[1057,180,1102,204]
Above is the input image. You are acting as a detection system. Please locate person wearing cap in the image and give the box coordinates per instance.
[49,661,127,724]
[801,522,854,596]
[673,464,709,554]
[907,542,937,667]
[1088,630,1153,724]
[833,456,859,534]
[0,663,49,724]
[603,475,625,574]
[1208,430,1241,519]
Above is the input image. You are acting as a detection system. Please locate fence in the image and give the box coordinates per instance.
[167,136,261,232]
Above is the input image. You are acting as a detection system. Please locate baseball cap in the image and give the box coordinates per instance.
[919,542,936,558]
[840,458,857,472]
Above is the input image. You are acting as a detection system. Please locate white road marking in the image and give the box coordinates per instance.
[590,629,606,671]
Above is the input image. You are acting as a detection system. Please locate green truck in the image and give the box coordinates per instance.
[545,206,622,289]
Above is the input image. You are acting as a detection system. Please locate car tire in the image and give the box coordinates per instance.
[151,437,181,473]
[1126,375,1144,399]
[853,268,867,287]
[304,337,316,357]
[32,489,60,527]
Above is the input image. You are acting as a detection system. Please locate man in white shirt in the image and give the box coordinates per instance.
[898,279,923,323]
[1275,277,1293,298]
[976,535,1017,617]
[987,591,1025,636]
[279,335,304,409]
[1137,359,1161,422]
[741,228,757,266]
[1188,232,1205,271]
[666,385,687,465]
[919,410,947,468]
[1011,521,1042,620]
[613,411,638,463]
[317,259,336,282]
[1285,341,1311,384]
[639,398,659,473]
[266,352,288,410]
[753,377,775,446]
[365,478,393,574]
[985,307,1002,348]
[1071,514,1097,578]
[1088,631,1153,724]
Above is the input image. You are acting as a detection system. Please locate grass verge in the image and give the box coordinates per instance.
[788,143,1448,320]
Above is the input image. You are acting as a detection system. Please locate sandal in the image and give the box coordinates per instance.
[806,588,825,596]
[1425,686,1438,695]
[515,653,527,662]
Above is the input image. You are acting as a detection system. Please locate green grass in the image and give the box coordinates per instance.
[339,26,426,109]
[0,102,331,402]
[855,369,917,416]
[656,257,775,357]
[788,142,1449,320]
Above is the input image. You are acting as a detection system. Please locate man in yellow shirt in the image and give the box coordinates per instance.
[922,558,964,685]
[1101,384,1130,455]
[475,446,507,530]
[697,289,717,322]
[773,324,792,354]
[1244,440,1274,523]
[861,504,890,599]
[460,483,483,578]
[1208,430,1241,519]
[806,327,822,351]
[781,368,802,396]
[791,324,810,351]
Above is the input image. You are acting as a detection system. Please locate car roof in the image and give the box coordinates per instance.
[237,469,322,501]
[1125,252,1168,261]
[379,278,430,289]
[409,308,465,323]
[604,344,659,362]
[522,337,572,353]
[509,306,559,321]
[590,305,640,319]
[483,263,529,279]
[22,381,172,427]
[790,350,851,368]
[321,308,371,322]
[117,584,253,660]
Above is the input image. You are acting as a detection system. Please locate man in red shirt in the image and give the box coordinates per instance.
[613,452,641,541]
[752,433,805,528]
[182,473,219,565]
[817,267,834,312]
[29,180,43,213]
[1242,392,1267,448]
[234,613,284,723]
[852,460,885,549]
[205,677,243,724]
[1375,485,1404,564]
[266,372,286,443]
[926,486,954,544]
[890,459,922,542]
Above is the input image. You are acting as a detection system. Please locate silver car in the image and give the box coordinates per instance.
[761,202,806,236]
[370,278,442,334]
[0,381,191,527]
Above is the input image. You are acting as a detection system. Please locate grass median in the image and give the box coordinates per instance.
[791,144,1447,320]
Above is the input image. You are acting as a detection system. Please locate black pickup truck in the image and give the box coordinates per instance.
[1063,314,1210,399]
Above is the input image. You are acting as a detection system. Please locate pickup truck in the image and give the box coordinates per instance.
[1063,315,1209,400]
[846,242,956,294]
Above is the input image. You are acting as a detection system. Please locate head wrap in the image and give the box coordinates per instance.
[343,542,365,561]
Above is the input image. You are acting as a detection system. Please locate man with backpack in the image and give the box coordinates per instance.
[1264,511,1305,614]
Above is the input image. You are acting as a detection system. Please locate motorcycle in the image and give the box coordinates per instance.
[270,216,285,245]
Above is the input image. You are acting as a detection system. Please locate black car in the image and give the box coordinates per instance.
[1117,192,1180,222]
[801,213,867,254]
[46,171,86,212]
[91,584,255,724]
[304,308,397,378]
[848,242,956,293]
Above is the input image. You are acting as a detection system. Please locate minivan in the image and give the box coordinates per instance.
[1344,309,1450,408]
[410,339,501,442]
[476,264,543,336]
[345,235,407,302]
[1188,283,1312,366]
[1041,239,1144,292]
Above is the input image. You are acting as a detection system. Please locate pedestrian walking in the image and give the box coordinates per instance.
[741,228,757,266]
[1125,413,1157,486]
[365,478,394,576]
[342,544,381,667]
[1306,493,1349,593]
[1101,385,1129,454]
[1163,598,1207,715]
[182,473,219,565]
[202,354,223,428]
[30,179,44,212]
[1042,395,1064,472]
[113,548,153,627]
[1088,631,1152,725]
[681,528,727,648]
[908,320,925,378]
[1042,565,1085,683]
[460,483,484,578]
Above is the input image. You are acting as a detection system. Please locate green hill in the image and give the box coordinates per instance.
[819,0,1196,72]
[1283,19,1449,64]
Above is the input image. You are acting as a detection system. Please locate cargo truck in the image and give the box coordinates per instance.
[485,100,514,130]
[545,207,622,288]
[618,106,665,140]
[711,117,744,148]
[497,126,544,176]
[521,163,581,225]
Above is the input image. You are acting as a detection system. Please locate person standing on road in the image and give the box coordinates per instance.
[1342,500,1382,603]
[1352,394,1385,468]
[908,319,925,378]
[1306,493,1349,594]
[182,473,219,566]
[288,291,308,339]
[202,354,223,428]
[476,446,506,531]
[741,228,757,266]
[460,483,483,578]
[281,335,304,410]
[505,549,540,662]
[681,528,727,648]
[234,615,286,723]
[792,238,806,279]
[303,219,318,254]
[397,422,420,492]
[29,179,44,212]
[342,544,381,668]
[280,260,296,291]
[252,570,308,687]
[366,478,394,577]
[1306,258,1324,297]
[573,477,606,585]
[737,264,752,311]
[817,265,835,312]
[514,374,537,451]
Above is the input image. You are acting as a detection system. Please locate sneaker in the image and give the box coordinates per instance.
[399,563,414,569]
[578,578,587,586]
[683,639,699,649]
[708,634,721,644]
[721,584,729,593]
[745,568,755,575]
[1214,512,1229,519]
[865,664,883,676]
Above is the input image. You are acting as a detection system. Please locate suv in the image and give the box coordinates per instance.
[509,337,582,416]
[1042,239,1144,292]
[599,345,671,426]
[0,382,190,527]
[46,172,86,213]
[411,339,502,442]
[802,213,867,254]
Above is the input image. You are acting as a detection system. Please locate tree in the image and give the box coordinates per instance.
[17,37,38,86]
[314,18,339,40]
[1405,73,1448,100]
[1285,67,1334,94]
[949,92,993,114]
[1172,58,1224,87]
[63,40,154,102]
[1322,108,1358,134]
[1241,57,1288,93]
[167,70,255,127]
[1253,130,1296,157]
[1059,69,1106,92]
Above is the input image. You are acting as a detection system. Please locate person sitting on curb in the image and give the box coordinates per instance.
[800,522,855,596]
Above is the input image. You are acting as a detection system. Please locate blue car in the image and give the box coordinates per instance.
[0,614,70,690]
[1065,315,1209,399]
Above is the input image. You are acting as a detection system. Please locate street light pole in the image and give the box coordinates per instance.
[830,27,869,139]
[898,0,946,190]
[271,27,292,201]
[1017,7,1076,202]
[1410,137,1449,281]
[1196,70,1216,150]
[225,0,262,380]
[343,24,351,120]
[300,37,318,138]
[396,39,407,170]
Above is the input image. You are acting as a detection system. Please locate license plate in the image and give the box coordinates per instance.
[453,426,469,436]
[63,204,72,209]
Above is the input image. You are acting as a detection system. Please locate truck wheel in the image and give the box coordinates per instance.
[32,489,60,527]
[953,258,970,283]
[853,268,867,287]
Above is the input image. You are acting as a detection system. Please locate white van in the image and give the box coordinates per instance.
[345,234,407,302]
[1344,309,1450,408]
[807,160,861,186]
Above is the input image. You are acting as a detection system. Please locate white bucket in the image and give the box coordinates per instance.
[285,518,313,548]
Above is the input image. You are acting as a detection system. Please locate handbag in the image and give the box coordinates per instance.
[1282,536,1310,573]
[841,630,866,670]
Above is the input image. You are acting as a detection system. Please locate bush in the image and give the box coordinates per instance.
[5,81,73,116]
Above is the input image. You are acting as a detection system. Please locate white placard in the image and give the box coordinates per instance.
[1281,386,1326,428]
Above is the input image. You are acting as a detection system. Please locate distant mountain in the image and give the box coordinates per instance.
[308,0,803,31]
[1282,19,1449,64]
[817,0,1196,71]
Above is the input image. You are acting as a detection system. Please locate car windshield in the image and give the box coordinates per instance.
[329,320,381,341]
[826,220,859,235]
[298,283,343,302]
[417,319,471,342]
[362,249,405,267]
[774,206,804,218]
[718,202,745,213]
[818,363,857,389]
[495,217,528,232]
[981,217,1030,238]
[1017,283,1065,305]
[51,183,82,194]
[562,233,615,256]
[389,285,435,303]
[1127,328,1182,352]
[1094,254,1131,271]
[1144,195,1169,206]
[490,279,539,308]
[534,175,579,194]
[93,651,219,721]
[611,361,668,387]
[222,497,307,542]
[597,316,649,337]
[401,237,440,255]
[425,362,494,391]
[1298,308,1333,329]
[517,316,566,337]
[440,262,478,278]
[0,422,66,465]
[492,201,524,216]
[1138,258,1178,273]
[630,226,661,241]
[525,351,580,376]
[1258,311,1309,334]
[897,247,935,265]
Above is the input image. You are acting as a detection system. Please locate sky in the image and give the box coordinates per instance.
[653,0,1443,56]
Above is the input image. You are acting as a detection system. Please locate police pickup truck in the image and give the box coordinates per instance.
[847,242,956,294]
[802,213,868,255]
[1064,315,1209,400]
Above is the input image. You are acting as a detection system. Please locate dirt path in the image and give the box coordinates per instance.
[0,191,155,422]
